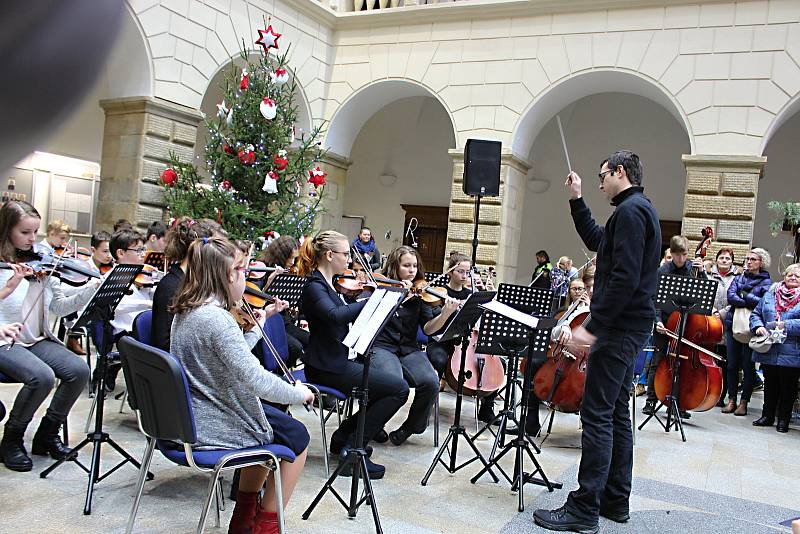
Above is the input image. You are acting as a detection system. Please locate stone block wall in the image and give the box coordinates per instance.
[681,154,766,263]
[98,97,202,231]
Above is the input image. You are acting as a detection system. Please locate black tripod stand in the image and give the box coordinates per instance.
[470,299,561,511]
[303,288,406,533]
[638,273,718,442]
[421,291,498,486]
[40,265,152,515]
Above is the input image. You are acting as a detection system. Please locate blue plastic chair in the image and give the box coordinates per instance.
[132,310,153,347]
[118,336,295,534]
[258,314,345,476]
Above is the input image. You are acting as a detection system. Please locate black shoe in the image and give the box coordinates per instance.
[329,430,373,457]
[389,428,412,446]
[599,507,630,523]
[337,448,385,479]
[776,420,789,433]
[716,397,726,408]
[752,416,774,427]
[679,411,691,420]
[524,419,541,437]
[642,400,656,415]
[0,423,32,472]
[373,429,389,444]
[479,402,497,424]
[532,506,598,533]
[31,416,76,461]
[753,379,764,391]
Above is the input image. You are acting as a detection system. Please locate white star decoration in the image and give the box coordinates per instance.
[255,25,281,53]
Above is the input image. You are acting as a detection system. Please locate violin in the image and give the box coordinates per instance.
[243,282,276,308]
[655,226,723,412]
[11,249,101,286]
[410,279,450,306]
[98,261,114,275]
[133,264,164,289]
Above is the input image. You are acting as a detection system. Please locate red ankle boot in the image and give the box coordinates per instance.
[252,508,279,534]
[228,491,259,534]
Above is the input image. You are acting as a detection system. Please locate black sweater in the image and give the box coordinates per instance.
[151,264,184,352]
[570,186,661,334]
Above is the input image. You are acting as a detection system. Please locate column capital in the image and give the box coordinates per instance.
[448,148,531,173]
[319,151,352,171]
[682,154,767,173]
[100,96,202,125]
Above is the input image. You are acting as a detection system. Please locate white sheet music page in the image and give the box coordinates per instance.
[480,300,540,329]
[342,288,386,350]
[354,290,404,355]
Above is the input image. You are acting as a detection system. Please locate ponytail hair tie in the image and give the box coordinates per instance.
[201,237,209,245]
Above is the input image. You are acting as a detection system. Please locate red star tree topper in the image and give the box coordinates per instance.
[255,25,281,53]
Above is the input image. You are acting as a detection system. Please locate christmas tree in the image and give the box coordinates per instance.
[161,22,327,243]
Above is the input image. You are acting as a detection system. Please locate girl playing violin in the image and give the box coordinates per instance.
[170,236,313,534]
[372,246,460,447]
[151,217,219,352]
[298,230,408,479]
[0,201,98,472]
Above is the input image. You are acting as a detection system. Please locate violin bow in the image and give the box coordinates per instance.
[6,238,74,350]
[662,327,724,362]
[350,246,378,286]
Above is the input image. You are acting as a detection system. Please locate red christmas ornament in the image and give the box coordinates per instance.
[220,180,231,190]
[238,146,256,165]
[223,144,234,155]
[240,68,249,91]
[308,166,327,189]
[273,150,288,171]
[160,168,177,187]
[255,25,281,53]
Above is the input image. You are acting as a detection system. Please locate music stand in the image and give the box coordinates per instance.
[420,291,499,486]
[142,250,166,272]
[473,283,551,459]
[423,271,449,286]
[470,300,560,512]
[40,264,152,515]
[637,273,717,442]
[302,287,407,534]
[267,273,306,309]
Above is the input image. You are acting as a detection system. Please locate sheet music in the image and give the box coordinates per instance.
[354,291,404,355]
[480,300,540,329]
[342,288,386,349]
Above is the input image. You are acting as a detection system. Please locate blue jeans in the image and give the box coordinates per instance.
[565,326,650,520]
[725,329,755,402]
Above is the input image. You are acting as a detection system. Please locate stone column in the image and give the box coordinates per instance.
[444,148,531,281]
[682,154,766,262]
[97,96,202,231]
[317,151,352,233]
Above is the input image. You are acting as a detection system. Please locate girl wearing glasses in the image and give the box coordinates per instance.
[170,237,312,534]
[722,247,772,416]
[0,201,98,472]
[298,230,409,480]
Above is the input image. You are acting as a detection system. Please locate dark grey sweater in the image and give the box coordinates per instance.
[170,304,306,449]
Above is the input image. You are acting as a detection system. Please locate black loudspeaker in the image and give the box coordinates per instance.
[463,139,501,197]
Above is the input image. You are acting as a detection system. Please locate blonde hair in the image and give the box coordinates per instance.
[750,247,771,269]
[170,237,242,314]
[295,230,348,277]
[47,219,70,236]
[669,235,689,254]
[383,245,425,282]
[783,263,800,277]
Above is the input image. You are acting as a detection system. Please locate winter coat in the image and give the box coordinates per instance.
[749,287,800,368]
[710,266,737,316]
[725,270,772,329]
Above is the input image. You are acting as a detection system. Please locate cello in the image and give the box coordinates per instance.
[654,227,723,412]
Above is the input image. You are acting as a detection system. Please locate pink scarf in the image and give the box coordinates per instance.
[775,282,800,319]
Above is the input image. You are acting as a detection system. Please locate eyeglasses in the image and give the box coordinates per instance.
[745,256,761,262]
[570,287,586,292]
[598,169,615,183]
[453,269,469,276]
[332,250,351,257]
[126,247,147,255]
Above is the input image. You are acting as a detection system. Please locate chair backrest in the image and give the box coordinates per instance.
[416,325,428,346]
[132,310,153,346]
[118,336,196,443]
[259,314,290,373]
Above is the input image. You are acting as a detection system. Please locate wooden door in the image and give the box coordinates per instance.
[401,204,449,273]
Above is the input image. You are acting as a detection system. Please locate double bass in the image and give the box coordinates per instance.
[654,227,723,412]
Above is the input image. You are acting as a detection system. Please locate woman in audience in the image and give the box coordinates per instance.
[750,263,800,433]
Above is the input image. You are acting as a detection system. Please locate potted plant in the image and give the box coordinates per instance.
[767,201,800,234]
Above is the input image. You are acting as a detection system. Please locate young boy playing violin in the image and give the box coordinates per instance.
[170,236,312,534]
[85,230,113,275]
[0,201,98,472]
[34,219,71,256]
[372,245,460,447]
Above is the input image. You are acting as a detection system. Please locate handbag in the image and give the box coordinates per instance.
[731,307,753,343]
[748,334,773,353]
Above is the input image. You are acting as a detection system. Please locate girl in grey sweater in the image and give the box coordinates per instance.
[169,236,313,534]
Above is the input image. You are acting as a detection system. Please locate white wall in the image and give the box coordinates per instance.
[753,110,800,279]
[516,92,690,284]
[342,96,455,251]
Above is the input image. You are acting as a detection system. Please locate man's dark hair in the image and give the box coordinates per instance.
[601,150,643,186]
[536,250,550,263]
[91,230,112,249]
[113,219,133,232]
[110,229,144,260]
[146,220,167,240]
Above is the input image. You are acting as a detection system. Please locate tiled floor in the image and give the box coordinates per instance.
[1,381,798,533]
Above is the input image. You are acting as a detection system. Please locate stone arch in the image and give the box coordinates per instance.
[324,79,457,158]
[511,69,693,159]
[760,93,800,155]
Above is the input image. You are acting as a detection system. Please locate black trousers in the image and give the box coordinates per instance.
[304,360,409,446]
[565,326,650,520]
[645,331,668,403]
[760,364,800,422]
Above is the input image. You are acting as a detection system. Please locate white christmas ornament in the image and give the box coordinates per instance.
[262,170,279,193]
[216,100,228,118]
[226,108,234,126]
[270,68,289,85]
[259,97,277,120]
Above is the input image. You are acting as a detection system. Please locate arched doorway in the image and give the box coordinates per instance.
[513,71,691,284]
